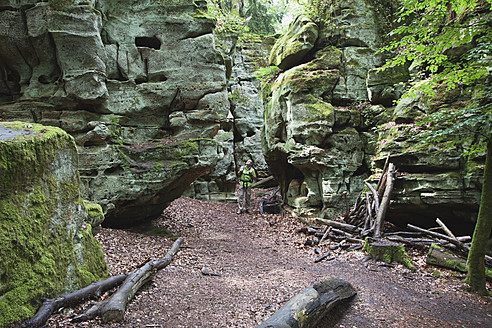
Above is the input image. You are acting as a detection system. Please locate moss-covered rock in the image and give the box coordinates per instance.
[268,15,319,70]
[0,122,107,326]
[83,200,105,234]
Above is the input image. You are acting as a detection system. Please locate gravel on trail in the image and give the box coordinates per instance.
[47,195,491,328]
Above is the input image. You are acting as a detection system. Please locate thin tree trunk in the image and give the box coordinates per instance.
[373,163,395,238]
[466,139,492,295]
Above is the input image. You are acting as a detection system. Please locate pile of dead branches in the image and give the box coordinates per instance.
[297,157,492,275]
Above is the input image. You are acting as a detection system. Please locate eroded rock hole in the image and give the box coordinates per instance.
[135,37,161,50]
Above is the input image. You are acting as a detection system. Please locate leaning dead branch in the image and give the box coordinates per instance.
[373,163,396,238]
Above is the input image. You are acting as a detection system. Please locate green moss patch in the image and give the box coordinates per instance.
[0,122,107,325]
[363,237,415,270]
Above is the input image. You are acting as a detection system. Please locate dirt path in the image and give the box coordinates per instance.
[48,197,491,328]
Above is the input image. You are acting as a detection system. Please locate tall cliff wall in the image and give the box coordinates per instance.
[0,0,230,226]
[261,0,487,230]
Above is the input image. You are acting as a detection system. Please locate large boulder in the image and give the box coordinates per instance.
[262,0,385,218]
[184,34,274,202]
[269,15,318,70]
[0,122,107,326]
[0,0,229,225]
[321,0,386,103]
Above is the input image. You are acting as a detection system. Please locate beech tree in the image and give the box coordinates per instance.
[380,0,492,294]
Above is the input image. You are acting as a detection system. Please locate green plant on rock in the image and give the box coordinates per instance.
[254,65,280,95]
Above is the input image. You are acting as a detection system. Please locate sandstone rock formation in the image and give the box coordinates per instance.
[185,34,274,202]
[0,0,228,226]
[263,0,383,218]
[0,121,107,326]
[261,0,485,229]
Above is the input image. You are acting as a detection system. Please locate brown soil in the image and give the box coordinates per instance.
[47,196,491,328]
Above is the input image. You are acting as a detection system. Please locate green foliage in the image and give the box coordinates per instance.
[379,0,492,99]
[245,0,286,35]
[254,65,280,89]
[295,0,332,26]
[415,101,492,155]
[207,0,284,37]
[208,0,250,35]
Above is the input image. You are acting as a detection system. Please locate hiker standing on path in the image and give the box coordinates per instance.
[237,159,257,214]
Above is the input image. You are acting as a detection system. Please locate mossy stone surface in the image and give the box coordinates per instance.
[0,122,107,326]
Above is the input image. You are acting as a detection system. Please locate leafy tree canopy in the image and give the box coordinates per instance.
[380,0,492,100]
[207,0,287,36]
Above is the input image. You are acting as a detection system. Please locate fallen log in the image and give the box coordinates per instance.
[255,278,356,328]
[427,244,492,281]
[74,237,184,323]
[386,235,446,250]
[407,224,465,250]
[318,226,332,245]
[408,224,492,267]
[251,175,274,188]
[314,251,333,263]
[101,237,184,322]
[316,218,362,234]
[23,274,127,328]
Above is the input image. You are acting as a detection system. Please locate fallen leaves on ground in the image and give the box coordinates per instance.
[45,195,490,328]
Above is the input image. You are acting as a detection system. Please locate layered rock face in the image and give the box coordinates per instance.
[0,0,228,226]
[262,0,485,228]
[185,35,273,202]
[0,122,107,325]
[263,0,384,218]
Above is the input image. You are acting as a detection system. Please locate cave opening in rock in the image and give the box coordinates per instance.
[135,36,161,50]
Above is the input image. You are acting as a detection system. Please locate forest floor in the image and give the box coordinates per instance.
[46,194,491,328]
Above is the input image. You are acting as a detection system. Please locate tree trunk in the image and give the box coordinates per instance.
[363,237,415,270]
[255,278,356,328]
[466,138,492,295]
[373,163,395,238]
